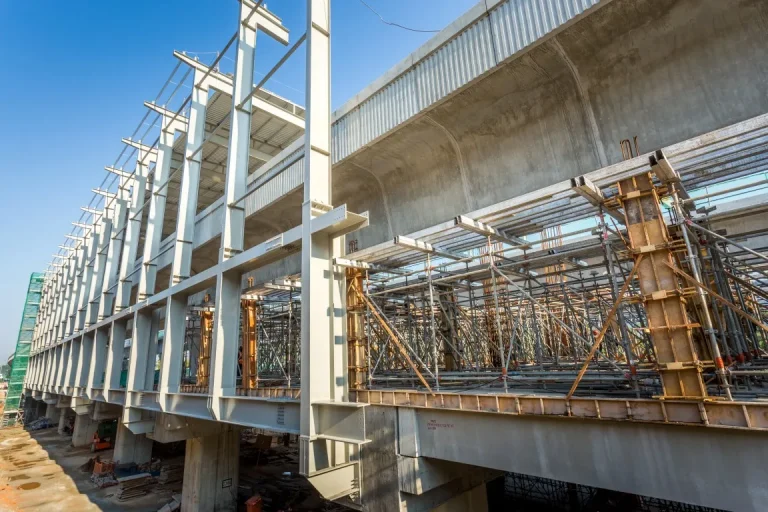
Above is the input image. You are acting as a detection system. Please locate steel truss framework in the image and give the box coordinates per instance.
[20,0,768,505]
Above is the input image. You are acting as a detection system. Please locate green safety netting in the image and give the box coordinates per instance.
[3,273,44,427]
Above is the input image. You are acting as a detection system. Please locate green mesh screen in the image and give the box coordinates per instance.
[3,273,44,426]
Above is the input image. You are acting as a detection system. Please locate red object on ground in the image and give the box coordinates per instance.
[245,495,263,512]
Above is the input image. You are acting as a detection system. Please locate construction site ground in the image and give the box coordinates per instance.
[0,427,170,512]
[0,424,347,512]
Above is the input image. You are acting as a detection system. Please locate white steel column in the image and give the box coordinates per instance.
[105,322,126,396]
[171,68,208,284]
[84,204,114,328]
[64,338,80,394]
[56,342,69,392]
[219,1,256,262]
[49,266,66,343]
[57,252,77,340]
[99,172,130,320]
[43,275,57,346]
[50,347,61,391]
[75,332,93,394]
[115,143,154,312]
[88,327,109,395]
[125,310,152,425]
[210,1,289,419]
[76,211,101,331]
[300,0,349,477]
[160,295,185,398]
[138,108,181,300]
[160,68,208,404]
[219,1,289,261]
[65,240,87,336]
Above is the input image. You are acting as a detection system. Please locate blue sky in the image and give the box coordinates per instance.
[0,0,477,361]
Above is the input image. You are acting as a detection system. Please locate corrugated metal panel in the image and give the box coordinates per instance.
[415,15,496,109]
[332,64,419,163]
[490,0,601,60]
[244,147,305,215]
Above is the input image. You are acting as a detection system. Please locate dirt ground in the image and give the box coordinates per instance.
[0,426,173,512]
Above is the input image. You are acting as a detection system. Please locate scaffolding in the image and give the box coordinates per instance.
[149,115,768,416]
[2,273,44,427]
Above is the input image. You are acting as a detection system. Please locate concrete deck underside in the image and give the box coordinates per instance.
[339,0,768,247]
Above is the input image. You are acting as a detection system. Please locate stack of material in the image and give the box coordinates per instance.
[116,473,155,501]
[90,472,118,488]
[138,458,162,474]
[27,417,52,430]
[156,464,184,488]
[91,458,117,488]
[93,459,116,475]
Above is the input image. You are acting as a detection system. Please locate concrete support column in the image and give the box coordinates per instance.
[35,400,47,420]
[24,399,38,422]
[181,426,240,512]
[58,408,74,435]
[45,403,61,423]
[72,413,99,448]
[113,417,153,465]
[432,484,488,512]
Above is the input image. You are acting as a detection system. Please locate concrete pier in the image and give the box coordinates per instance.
[45,403,61,423]
[71,413,98,448]
[113,419,153,465]
[181,426,240,512]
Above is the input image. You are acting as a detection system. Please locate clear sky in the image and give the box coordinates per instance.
[0,0,477,361]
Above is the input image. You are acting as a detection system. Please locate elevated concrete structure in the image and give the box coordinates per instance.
[22,0,768,511]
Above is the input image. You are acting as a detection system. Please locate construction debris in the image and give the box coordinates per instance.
[157,494,182,512]
[156,464,184,489]
[116,472,155,501]
[90,472,118,489]
[26,416,53,430]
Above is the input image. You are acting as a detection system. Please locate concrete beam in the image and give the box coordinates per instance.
[402,406,768,512]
